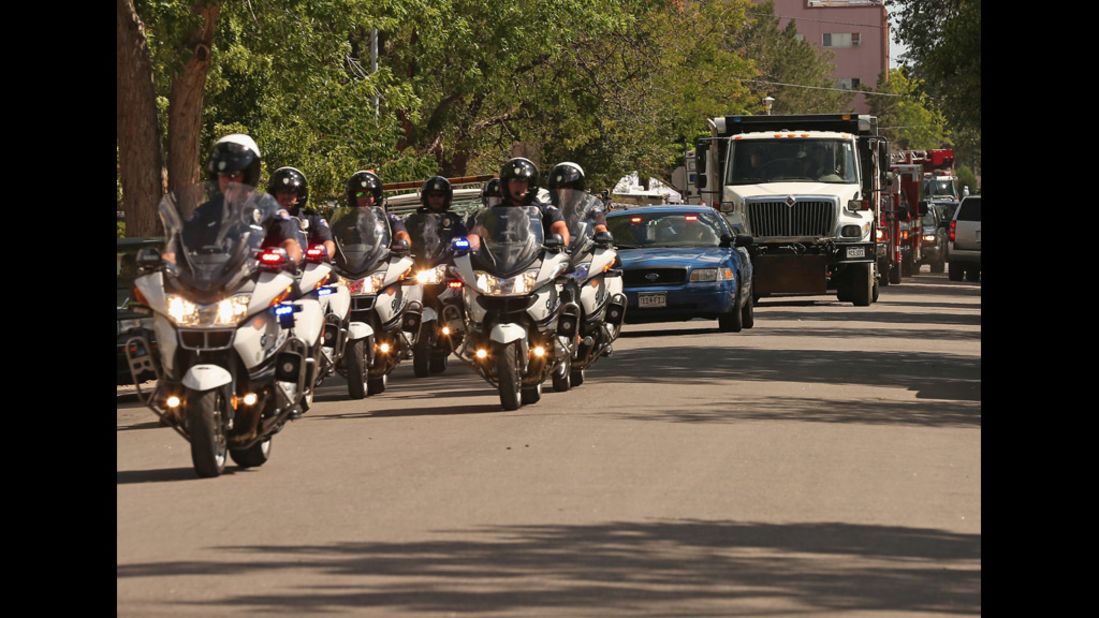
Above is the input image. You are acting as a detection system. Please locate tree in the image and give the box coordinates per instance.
[889,0,979,169]
[869,68,951,150]
[117,0,164,238]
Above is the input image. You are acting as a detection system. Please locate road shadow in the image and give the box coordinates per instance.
[116,467,229,484]
[873,300,981,310]
[620,327,718,339]
[589,347,980,403]
[759,310,980,326]
[740,326,980,342]
[117,420,165,432]
[118,519,980,615]
[315,403,502,420]
[611,395,980,428]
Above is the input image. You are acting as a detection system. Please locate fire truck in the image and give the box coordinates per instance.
[888,149,956,277]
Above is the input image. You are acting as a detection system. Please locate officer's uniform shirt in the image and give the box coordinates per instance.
[290,207,333,247]
[411,206,469,240]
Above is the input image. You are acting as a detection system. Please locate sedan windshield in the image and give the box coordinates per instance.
[608,211,728,249]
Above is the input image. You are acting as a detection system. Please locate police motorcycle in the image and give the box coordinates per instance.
[453,206,579,410]
[405,211,465,377]
[329,205,424,395]
[123,182,324,478]
[295,230,376,399]
[553,188,627,391]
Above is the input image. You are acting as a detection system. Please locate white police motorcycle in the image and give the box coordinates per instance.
[329,205,423,396]
[405,210,466,377]
[553,189,626,390]
[124,182,323,478]
[453,206,578,410]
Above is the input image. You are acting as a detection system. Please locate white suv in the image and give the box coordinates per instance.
[948,195,980,282]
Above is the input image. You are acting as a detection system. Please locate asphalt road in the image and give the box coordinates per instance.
[117,272,981,617]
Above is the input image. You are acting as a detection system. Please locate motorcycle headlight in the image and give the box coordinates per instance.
[351,270,389,295]
[415,264,447,285]
[473,269,540,296]
[689,268,734,282]
[166,293,251,327]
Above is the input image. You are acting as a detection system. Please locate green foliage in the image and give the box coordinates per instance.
[889,0,980,170]
[870,68,951,150]
[956,164,978,195]
[127,0,884,210]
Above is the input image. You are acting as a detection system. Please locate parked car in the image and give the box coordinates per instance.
[117,237,163,384]
[606,206,755,332]
[918,203,948,273]
[948,195,980,282]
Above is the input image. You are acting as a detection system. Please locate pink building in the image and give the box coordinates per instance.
[764,0,890,114]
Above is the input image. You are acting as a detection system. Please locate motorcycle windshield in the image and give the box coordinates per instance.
[160,182,276,296]
[330,206,392,276]
[472,206,544,277]
[405,211,449,268]
[556,188,601,258]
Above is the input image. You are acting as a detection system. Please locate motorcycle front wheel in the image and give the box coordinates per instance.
[186,387,228,478]
[494,340,523,411]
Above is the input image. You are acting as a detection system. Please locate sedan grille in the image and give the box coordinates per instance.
[623,268,687,287]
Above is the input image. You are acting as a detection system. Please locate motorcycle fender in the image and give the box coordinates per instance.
[588,249,615,278]
[327,285,350,318]
[580,277,605,315]
[182,364,232,391]
[134,272,166,315]
[348,321,373,340]
[300,262,332,293]
[385,256,415,287]
[153,313,178,375]
[234,311,280,369]
[606,273,623,296]
[249,271,295,313]
[422,307,438,323]
[292,298,324,346]
[527,287,556,322]
[490,323,527,344]
[453,254,478,289]
[464,287,487,324]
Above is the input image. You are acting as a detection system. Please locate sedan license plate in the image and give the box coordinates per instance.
[638,293,667,309]
[846,246,866,259]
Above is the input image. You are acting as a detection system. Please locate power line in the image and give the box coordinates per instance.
[748,9,889,30]
[748,79,903,97]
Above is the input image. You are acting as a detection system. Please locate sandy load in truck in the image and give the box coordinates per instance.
[693,114,889,306]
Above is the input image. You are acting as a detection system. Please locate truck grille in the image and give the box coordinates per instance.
[747,200,836,238]
[623,268,687,287]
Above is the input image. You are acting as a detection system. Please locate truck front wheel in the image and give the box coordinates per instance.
[851,263,873,307]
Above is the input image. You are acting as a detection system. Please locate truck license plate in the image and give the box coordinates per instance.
[846,246,865,258]
[638,293,667,309]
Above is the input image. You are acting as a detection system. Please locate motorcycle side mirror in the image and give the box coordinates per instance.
[136,247,162,271]
[594,231,614,248]
[719,234,733,247]
[544,233,564,252]
[390,238,410,257]
[733,235,755,248]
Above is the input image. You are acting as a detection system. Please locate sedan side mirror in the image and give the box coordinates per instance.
[594,231,614,249]
[719,234,733,247]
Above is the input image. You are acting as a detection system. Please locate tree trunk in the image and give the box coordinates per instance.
[116,0,164,238]
[167,3,221,217]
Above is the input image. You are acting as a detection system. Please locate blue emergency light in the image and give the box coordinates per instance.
[452,237,471,251]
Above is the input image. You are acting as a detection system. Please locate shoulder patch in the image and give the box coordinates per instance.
[276,209,291,220]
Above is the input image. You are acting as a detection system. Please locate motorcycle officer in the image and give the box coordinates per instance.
[268,166,336,260]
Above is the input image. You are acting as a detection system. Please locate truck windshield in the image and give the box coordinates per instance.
[923,179,957,199]
[726,139,857,185]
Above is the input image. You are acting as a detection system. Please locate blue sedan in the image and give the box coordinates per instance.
[607,206,755,332]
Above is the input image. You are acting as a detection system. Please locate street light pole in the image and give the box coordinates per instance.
[763,96,775,116]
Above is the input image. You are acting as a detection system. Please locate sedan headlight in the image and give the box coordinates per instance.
[923,233,936,241]
[473,269,540,296]
[689,267,735,282]
[166,293,251,327]
[415,264,448,285]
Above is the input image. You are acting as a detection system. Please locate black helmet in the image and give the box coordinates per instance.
[346,170,384,208]
[481,178,501,207]
[498,157,539,205]
[206,134,262,187]
[419,175,453,210]
[267,166,309,211]
[548,161,586,192]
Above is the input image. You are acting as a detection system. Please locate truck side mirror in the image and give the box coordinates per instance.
[694,142,708,189]
[918,201,929,216]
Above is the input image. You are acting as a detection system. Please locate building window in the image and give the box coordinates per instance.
[823,32,860,48]
[838,78,862,91]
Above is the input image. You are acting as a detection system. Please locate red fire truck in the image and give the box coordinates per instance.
[888,149,955,277]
